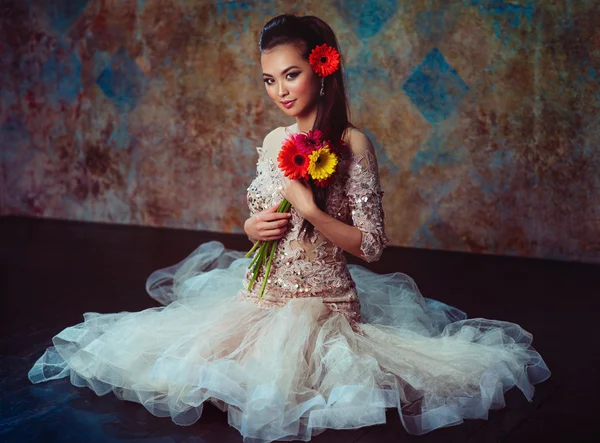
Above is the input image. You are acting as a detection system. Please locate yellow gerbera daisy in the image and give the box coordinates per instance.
[308,146,338,181]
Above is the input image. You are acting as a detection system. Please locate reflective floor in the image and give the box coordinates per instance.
[1,216,596,443]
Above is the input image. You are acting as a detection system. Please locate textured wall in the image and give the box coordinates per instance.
[1,0,599,263]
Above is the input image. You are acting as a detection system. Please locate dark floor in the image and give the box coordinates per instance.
[0,215,598,443]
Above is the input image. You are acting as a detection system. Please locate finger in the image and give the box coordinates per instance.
[263,236,283,241]
[258,221,285,232]
[263,212,290,222]
[262,228,287,237]
[266,218,289,228]
[262,212,292,221]
[265,204,279,213]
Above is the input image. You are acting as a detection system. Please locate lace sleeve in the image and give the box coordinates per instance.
[345,147,388,263]
[247,146,265,217]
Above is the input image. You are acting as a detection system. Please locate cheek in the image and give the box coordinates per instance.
[290,76,317,97]
[265,85,278,101]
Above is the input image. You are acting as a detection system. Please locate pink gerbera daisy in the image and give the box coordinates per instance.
[296,129,325,155]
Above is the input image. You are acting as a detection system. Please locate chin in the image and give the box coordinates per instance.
[282,104,307,118]
[280,107,299,117]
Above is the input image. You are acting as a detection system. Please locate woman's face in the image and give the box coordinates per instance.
[261,43,320,118]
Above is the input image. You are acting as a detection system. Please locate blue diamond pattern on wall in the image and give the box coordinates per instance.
[43,0,90,33]
[333,0,398,40]
[403,48,469,124]
[467,0,535,45]
[96,46,148,112]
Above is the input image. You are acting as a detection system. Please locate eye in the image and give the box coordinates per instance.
[263,72,300,86]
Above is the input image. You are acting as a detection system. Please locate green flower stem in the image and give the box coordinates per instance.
[247,243,266,291]
[258,240,277,298]
[245,240,260,258]
[248,247,260,270]
[276,199,288,212]
[245,198,292,293]
[245,198,289,259]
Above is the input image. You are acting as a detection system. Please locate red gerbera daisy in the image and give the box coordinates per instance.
[314,176,335,188]
[277,137,309,180]
[309,44,340,77]
[296,129,324,155]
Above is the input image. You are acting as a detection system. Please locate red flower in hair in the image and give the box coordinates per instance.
[309,44,340,77]
[296,129,324,154]
[277,136,309,180]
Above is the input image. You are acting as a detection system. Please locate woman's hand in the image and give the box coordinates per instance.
[244,204,292,242]
[280,178,317,219]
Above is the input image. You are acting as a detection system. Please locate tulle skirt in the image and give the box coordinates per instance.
[29,241,550,441]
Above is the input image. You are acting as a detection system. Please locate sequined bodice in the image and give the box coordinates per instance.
[238,129,388,331]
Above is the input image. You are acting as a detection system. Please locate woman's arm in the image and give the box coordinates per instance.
[281,181,366,260]
[244,128,293,244]
[304,206,365,259]
[281,129,388,262]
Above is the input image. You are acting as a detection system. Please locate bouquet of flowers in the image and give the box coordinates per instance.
[245,129,340,297]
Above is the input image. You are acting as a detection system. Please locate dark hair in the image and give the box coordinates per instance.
[259,14,351,236]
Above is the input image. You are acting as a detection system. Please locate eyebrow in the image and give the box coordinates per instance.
[262,66,300,77]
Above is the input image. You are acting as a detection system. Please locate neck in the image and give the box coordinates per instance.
[295,106,317,133]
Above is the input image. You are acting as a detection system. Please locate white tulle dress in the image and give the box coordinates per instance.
[29,127,550,442]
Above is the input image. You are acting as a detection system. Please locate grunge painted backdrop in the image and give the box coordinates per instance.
[1,0,599,263]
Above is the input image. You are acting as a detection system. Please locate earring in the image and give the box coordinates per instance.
[319,77,325,96]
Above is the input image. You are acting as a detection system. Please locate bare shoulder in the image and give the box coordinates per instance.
[262,126,284,146]
[343,126,375,157]
[261,126,287,157]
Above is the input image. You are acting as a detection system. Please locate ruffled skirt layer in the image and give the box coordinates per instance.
[29,241,550,441]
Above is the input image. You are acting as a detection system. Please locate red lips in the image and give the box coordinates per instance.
[281,100,296,109]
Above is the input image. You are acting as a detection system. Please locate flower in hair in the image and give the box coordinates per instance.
[309,44,340,77]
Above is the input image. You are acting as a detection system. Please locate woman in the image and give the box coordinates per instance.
[29,14,550,442]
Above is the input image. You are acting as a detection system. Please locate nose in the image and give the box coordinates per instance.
[277,82,288,98]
